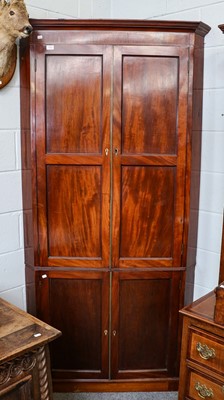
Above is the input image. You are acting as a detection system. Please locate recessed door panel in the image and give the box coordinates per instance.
[120,166,175,258]
[46,55,102,154]
[47,165,102,258]
[122,56,178,155]
[119,278,170,369]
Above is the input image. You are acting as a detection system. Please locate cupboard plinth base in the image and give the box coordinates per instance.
[53,378,179,393]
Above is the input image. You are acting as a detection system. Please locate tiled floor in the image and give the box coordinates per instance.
[54,392,178,400]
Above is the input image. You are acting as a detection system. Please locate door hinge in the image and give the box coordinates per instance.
[34,59,37,72]
[181,243,184,256]
[179,279,182,290]
[37,243,40,258]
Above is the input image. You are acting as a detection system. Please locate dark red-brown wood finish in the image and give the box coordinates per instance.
[20,19,210,392]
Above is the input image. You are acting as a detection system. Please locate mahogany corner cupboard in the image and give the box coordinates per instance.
[19,19,211,393]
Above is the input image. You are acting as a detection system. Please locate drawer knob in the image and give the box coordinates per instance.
[195,382,214,399]
[196,342,216,360]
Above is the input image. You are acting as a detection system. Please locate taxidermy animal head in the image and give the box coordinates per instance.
[0,0,32,88]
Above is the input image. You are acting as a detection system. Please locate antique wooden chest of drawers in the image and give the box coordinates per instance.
[178,291,224,400]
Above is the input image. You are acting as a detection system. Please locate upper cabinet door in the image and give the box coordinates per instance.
[112,46,189,269]
[35,45,112,268]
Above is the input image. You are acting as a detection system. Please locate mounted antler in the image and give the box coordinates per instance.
[0,0,32,89]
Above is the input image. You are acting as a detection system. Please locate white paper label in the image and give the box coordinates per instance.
[46,45,54,51]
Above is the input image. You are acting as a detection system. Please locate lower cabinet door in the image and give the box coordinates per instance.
[37,270,110,380]
[111,270,181,379]
[37,269,181,382]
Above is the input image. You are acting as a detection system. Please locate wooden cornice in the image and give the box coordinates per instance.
[29,19,211,37]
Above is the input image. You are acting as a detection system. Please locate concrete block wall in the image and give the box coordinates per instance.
[0,0,223,309]
[0,60,26,309]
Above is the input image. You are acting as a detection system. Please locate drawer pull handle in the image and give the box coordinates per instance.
[195,382,214,399]
[196,342,216,360]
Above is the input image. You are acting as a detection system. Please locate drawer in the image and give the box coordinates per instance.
[189,327,224,375]
[188,370,224,400]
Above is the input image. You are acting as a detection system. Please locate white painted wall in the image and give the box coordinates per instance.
[0,0,223,309]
